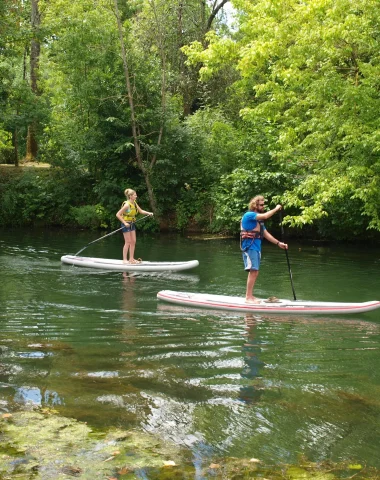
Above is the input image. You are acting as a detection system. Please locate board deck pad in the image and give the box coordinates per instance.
[61,255,199,272]
[157,290,380,315]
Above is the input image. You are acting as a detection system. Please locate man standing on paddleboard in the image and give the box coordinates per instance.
[240,196,288,304]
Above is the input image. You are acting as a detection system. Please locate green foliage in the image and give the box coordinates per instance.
[183,31,238,82]
[240,0,380,232]
[0,167,95,227]
[1,0,380,240]
[38,0,192,221]
[185,108,240,181]
[0,128,14,163]
[282,164,380,240]
[182,109,293,233]
[70,204,108,229]
[175,180,212,231]
[0,170,54,225]
[182,0,380,237]
[0,0,51,163]
[212,168,293,232]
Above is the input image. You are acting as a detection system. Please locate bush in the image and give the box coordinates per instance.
[70,204,108,229]
[0,167,96,226]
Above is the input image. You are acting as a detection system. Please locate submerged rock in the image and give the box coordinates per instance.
[0,409,379,479]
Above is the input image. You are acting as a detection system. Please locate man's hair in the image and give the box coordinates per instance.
[248,195,264,211]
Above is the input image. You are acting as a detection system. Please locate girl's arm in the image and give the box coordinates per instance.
[136,203,153,216]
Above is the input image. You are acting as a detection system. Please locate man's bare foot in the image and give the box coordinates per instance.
[245,297,262,304]
[123,260,129,264]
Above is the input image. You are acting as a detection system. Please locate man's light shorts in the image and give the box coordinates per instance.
[242,250,261,271]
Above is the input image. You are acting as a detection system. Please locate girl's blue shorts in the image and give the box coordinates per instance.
[242,250,261,271]
[121,222,136,233]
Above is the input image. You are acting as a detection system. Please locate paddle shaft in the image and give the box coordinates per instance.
[278,210,297,301]
[74,214,152,256]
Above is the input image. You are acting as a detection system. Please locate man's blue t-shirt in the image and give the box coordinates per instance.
[241,212,266,252]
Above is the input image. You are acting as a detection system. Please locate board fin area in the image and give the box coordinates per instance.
[264,296,281,303]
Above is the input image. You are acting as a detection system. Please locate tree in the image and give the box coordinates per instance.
[0,0,29,165]
[1,0,49,166]
[39,0,189,220]
[183,0,380,235]
[135,0,232,115]
[113,0,162,215]
[25,0,41,161]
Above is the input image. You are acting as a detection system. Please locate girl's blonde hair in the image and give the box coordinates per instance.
[248,195,264,211]
[124,188,136,199]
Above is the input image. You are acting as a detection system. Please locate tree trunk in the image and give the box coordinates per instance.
[206,0,230,32]
[181,0,230,116]
[26,0,40,161]
[26,123,38,161]
[113,0,158,215]
[13,129,19,167]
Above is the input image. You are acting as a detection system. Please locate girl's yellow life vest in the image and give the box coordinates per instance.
[122,200,138,222]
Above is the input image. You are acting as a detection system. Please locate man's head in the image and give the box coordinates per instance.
[248,196,265,212]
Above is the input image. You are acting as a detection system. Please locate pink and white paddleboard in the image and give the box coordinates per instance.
[157,290,380,315]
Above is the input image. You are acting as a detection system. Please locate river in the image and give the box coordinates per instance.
[1,227,380,468]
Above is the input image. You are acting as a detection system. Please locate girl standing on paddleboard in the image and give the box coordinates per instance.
[116,189,153,264]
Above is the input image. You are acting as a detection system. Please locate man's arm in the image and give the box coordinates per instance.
[263,230,288,249]
[256,204,282,221]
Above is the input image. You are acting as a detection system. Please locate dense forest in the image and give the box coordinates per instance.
[1,0,379,241]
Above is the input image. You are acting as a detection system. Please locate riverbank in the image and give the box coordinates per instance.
[0,162,50,168]
[1,164,380,242]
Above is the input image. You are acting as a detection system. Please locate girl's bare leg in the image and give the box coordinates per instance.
[123,231,133,262]
[128,230,137,262]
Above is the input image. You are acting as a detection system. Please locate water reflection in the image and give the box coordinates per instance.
[120,271,139,345]
[134,271,200,283]
[156,302,242,320]
[121,272,137,313]
[14,386,63,406]
[240,315,266,404]
[122,271,136,283]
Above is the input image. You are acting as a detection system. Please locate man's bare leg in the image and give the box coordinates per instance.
[245,270,261,303]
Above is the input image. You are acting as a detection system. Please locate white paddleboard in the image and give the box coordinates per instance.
[61,255,199,272]
[157,290,380,315]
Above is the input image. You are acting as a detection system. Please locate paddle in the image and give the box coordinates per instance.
[74,214,152,256]
[278,209,297,301]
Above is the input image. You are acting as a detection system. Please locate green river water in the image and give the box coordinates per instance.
[1,227,380,473]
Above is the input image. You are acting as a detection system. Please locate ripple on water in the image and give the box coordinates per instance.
[2,232,380,468]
